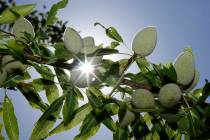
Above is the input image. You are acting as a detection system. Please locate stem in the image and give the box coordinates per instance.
[183,95,190,108]
[0,29,15,37]
[109,54,137,96]
[94,22,106,29]
[121,79,152,90]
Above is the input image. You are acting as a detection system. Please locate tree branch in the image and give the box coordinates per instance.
[121,79,152,90]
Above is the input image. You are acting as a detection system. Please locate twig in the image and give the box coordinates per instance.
[121,79,152,90]
[109,54,137,96]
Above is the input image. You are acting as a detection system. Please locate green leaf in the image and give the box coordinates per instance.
[0,123,4,140]
[30,96,64,140]
[63,89,78,125]
[86,89,103,108]
[38,95,65,122]
[55,68,71,90]
[89,48,119,56]
[45,0,69,26]
[94,23,123,43]
[0,4,36,24]
[110,41,120,49]
[106,27,124,43]
[17,85,48,111]
[74,124,100,140]
[3,95,19,140]
[161,113,184,123]
[49,104,92,135]
[29,119,55,140]
[75,113,100,140]
[53,42,73,60]
[0,108,2,117]
[45,85,59,104]
[102,117,117,132]
[104,103,119,115]
[113,126,130,140]
[198,82,210,104]
[177,116,190,131]
[32,78,54,92]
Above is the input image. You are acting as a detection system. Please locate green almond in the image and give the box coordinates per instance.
[174,49,195,85]
[159,83,181,108]
[2,55,27,74]
[132,27,157,57]
[131,89,155,109]
[12,17,35,39]
[64,27,83,54]
[119,109,135,128]
[80,36,97,54]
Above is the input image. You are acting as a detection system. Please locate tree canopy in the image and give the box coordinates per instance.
[0,0,210,140]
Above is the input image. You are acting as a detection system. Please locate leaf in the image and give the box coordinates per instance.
[46,0,69,26]
[0,123,4,140]
[63,89,78,125]
[29,118,55,140]
[198,82,210,104]
[86,89,103,108]
[102,117,117,132]
[30,96,64,140]
[45,85,59,104]
[38,95,65,122]
[55,68,71,90]
[89,48,119,56]
[75,113,100,140]
[74,124,100,140]
[136,57,151,72]
[113,126,130,140]
[32,78,54,92]
[177,116,190,131]
[3,95,19,140]
[49,104,92,135]
[17,85,48,111]
[0,4,36,24]
[110,41,120,49]
[161,113,184,123]
[106,27,124,43]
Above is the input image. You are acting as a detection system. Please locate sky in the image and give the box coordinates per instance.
[1,0,210,140]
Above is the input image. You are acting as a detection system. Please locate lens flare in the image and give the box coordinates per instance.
[79,61,94,75]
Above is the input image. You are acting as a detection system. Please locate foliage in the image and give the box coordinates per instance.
[0,0,210,140]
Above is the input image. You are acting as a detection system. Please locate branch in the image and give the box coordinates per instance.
[121,79,152,90]
[109,54,137,96]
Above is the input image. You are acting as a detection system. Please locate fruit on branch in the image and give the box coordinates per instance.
[131,89,155,109]
[184,70,200,92]
[12,17,35,40]
[159,83,182,108]
[0,69,7,87]
[174,49,195,85]
[119,109,136,127]
[64,27,83,54]
[132,27,157,57]
[80,36,97,54]
[1,55,27,74]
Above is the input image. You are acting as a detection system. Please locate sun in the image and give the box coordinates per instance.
[79,60,94,75]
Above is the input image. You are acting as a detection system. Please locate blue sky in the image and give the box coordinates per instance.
[1,0,210,140]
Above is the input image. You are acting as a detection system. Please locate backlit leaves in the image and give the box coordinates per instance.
[3,95,19,140]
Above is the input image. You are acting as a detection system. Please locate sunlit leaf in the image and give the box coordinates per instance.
[63,89,78,125]
[30,96,64,140]
[3,95,19,140]
[45,0,69,26]
[0,4,36,24]
[50,104,92,135]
